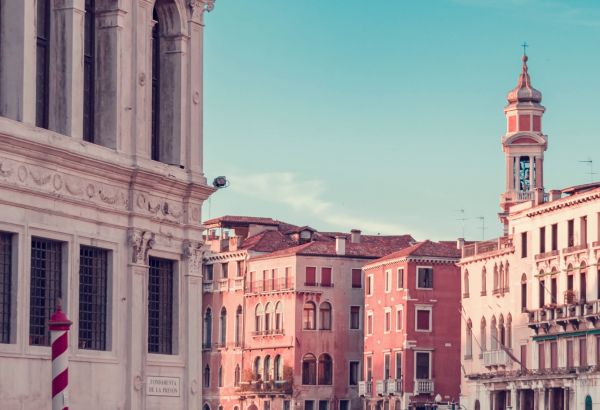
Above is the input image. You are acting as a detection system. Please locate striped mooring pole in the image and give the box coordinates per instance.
[49,301,72,410]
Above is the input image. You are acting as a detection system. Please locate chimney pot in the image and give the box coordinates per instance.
[350,229,361,244]
[335,236,346,256]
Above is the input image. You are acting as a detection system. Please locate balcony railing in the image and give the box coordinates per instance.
[358,381,373,396]
[483,349,512,367]
[245,278,294,293]
[237,379,292,395]
[386,378,402,395]
[528,299,600,334]
[415,379,434,395]
[462,236,513,258]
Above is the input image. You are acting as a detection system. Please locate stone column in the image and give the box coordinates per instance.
[536,157,543,190]
[563,388,569,410]
[0,1,36,122]
[50,0,85,138]
[125,229,155,410]
[518,389,524,410]
[529,155,534,192]
[182,240,204,410]
[548,388,554,410]
[490,391,495,410]
[94,1,128,149]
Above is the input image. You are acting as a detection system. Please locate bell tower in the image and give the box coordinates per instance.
[499,52,548,231]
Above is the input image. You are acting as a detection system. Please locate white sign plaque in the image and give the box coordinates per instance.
[146,376,181,397]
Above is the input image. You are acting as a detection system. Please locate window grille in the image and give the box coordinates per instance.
[0,232,12,344]
[78,245,108,350]
[30,237,63,346]
[148,257,173,354]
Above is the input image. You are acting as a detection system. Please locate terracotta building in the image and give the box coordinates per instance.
[460,54,600,410]
[360,241,462,410]
[0,1,216,409]
[200,216,415,410]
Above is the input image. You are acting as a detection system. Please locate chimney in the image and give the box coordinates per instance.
[335,236,346,256]
[456,238,465,250]
[350,229,361,244]
[549,189,561,202]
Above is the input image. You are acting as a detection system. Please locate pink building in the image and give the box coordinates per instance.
[201,216,415,410]
[360,241,462,410]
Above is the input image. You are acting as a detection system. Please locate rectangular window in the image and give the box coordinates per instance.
[384,353,391,379]
[284,401,291,410]
[148,257,174,354]
[415,352,430,379]
[351,269,362,288]
[204,264,213,281]
[539,226,546,254]
[318,400,328,410]
[0,232,12,344]
[384,310,391,333]
[521,232,528,258]
[551,277,557,304]
[551,223,558,251]
[384,270,391,292]
[416,308,431,332]
[305,401,314,410]
[305,267,316,286]
[285,266,292,288]
[349,361,359,385]
[366,275,373,296]
[520,345,527,372]
[321,267,332,287]
[539,280,545,307]
[30,237,63,346]
[222,262,228,279]
[395,351,402,379]
[78,245,108,350]
[567,219,574,247]
[36,0,51,129]
[367,312,373,336]
[550,341,558,369]
[538,342,545,370]
[366,356,372,381]
[396,307,403,331]
[521,282,527,311]
[339,401,349,410]
[581,216,588,246]
[237,260,243,277]
[566,339,574,368]
[397,268,404,289]
[350,306,360,330]
[580,337,587,366]
[417,267,433,289]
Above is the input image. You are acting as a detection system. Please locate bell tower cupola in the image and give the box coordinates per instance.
[500,51,548,229]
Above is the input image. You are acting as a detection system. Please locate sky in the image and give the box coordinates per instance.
[202,0,600,241]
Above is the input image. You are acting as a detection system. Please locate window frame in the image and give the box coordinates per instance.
[0,229,18,347]
[414,305,432,332]
[348,360,359,386]
[397,267,404,290]
[395,306,403,332]
[351,269,362,288]
[349,305,361,330]
[414,350,432,380]
[366,274,373,296]
[147,256,176,355]
[366,311,373,336]
[416,266,434,290]
[384,269,392,293]
[384,307,392,334]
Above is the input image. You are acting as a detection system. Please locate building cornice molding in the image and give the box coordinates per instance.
[364,256,459,271]
[524,189,600,218]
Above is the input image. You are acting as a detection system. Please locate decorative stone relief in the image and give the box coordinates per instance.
[129,229,155,264]
[188,0,215,19]
[182,240,204,274]
[190,379,198,395]
[134,375,143,391]
[136,193,183,223]
[0,161,12,177]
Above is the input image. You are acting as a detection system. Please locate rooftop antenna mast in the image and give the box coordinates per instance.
[579,159,598,183]
[456,209,467,238]
[476,216,486,241]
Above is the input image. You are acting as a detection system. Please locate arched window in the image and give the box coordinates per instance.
[302,353,317,385]
[220,307,227,345]
[274,355,282,380]
[566,264,575,303]
[218,366,223,387]
[463,270,469,297]
[493,264,499,291]
[465,319,473,358]
[521,273,528,311]
[585,395,592,410]
[504,261,510,290]
[234,364,240,386]
[149,0,187,165]
[474,400,481,410]
[83,0,96,142]
[506,314,512,348]
[265,302,273,333]
[490,316,497,350]
[255,304,264,333]
[203,365,210,388]
[303,301,316,330]
[235,305,243,346]
[218,406,223,410]
[481,267,487,295]
[498,314,505,347]
[318,353,333,385]
[275,301,283,332]
[203,308,212,347]
[203,404,210,410]
[36,0,51,129]
[480,317,487,354]
[264,355,271,381]
[319,302,332,330]
[499,263,504,292]
[254,356,262,379]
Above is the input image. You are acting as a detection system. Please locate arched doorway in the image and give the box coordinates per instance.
[474,399,481,410]
[586,395,592,410]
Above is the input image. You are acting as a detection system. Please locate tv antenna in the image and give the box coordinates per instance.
[476,216,486,240]
[455,209,467,238]
[579,159,598,183]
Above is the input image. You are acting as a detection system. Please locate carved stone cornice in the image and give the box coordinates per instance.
[188,0,215,21]
[182,239,205,274]
[129,229,155,265]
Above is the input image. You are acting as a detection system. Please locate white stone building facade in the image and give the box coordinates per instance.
[0,1,215,409]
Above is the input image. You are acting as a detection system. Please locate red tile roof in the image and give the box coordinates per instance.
[239,230,296,253]
[364,240,461,268]
[203,215,280,228]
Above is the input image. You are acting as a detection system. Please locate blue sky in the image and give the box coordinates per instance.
[202,0,600,241]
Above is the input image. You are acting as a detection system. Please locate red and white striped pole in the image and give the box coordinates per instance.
[48,300,72,410]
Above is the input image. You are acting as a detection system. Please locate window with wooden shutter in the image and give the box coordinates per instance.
[305,267,316,286]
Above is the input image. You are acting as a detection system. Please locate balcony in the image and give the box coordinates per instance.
[238,379,292,396]
[202,282,213,292]
[386,378,402,395]
[528,300,598,334]
[358,381,373,397]
[462,236,513,259]
[483,349,512,367]
[415,379,434,395]
[245,278,294,294]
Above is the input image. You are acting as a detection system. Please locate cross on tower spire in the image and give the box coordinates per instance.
[521,42,529,56]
